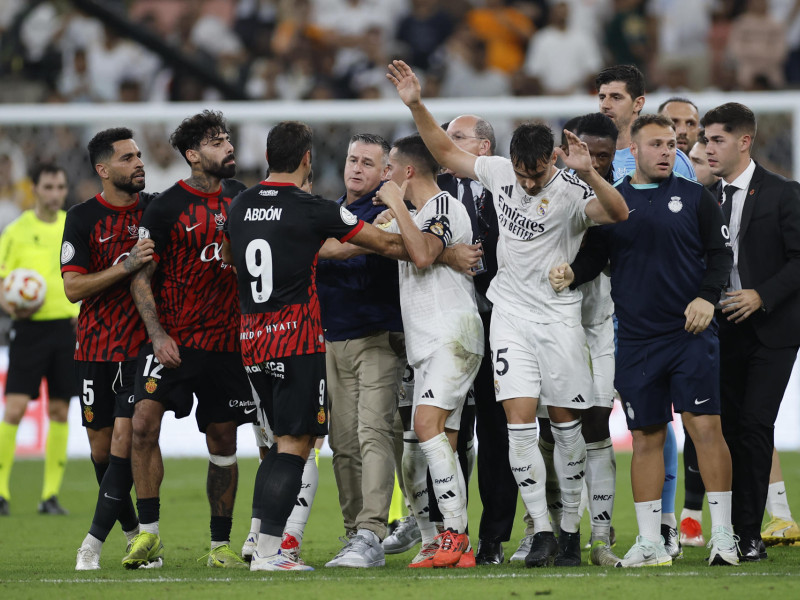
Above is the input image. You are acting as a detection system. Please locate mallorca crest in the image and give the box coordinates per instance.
[668,196,683,213]
[214,212,226,230]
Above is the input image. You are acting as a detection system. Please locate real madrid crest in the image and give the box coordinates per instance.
[536,198,549,217]
[668,196,683,213]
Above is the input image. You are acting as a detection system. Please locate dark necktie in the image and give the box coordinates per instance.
[722,184,737,224]
[459,179,479,238]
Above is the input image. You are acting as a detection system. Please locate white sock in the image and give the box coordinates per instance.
[453,452,468,533]
[211,540,229,550]
[707,491,733,531]
[284,449,318,544]
[585,438,615,543]
[680,508,702,524]
[255,533,281,557]
[140,522,159,535]
[634,500,663,544]
[766,482,793,520]
[124,527,139,543]
[661,512,677,528]
[402,436,437,544]
[249,517,261,539]
[508,423,551,533]
[82,533,103,553]
[551,419,586,534]
[538,437,563,528]
[419,433,465,533]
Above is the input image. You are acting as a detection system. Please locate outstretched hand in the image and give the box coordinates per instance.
[386,60,421,107]
[554,129,593,176]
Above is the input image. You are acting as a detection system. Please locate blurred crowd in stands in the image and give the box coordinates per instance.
[0,0,798,220]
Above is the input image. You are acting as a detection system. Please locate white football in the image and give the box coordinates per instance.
[4,268,47,310]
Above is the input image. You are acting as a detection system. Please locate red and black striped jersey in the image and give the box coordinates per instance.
[225,181,363,364]
[61,192,156,362]
[139,179,246,353]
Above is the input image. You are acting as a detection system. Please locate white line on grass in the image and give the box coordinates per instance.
[7,571,797,584]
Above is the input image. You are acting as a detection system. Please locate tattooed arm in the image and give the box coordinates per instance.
[131,261,181,367]
[64,238,155,303]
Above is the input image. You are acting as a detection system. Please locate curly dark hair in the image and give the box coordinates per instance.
[87,127,134,167]
[170,110,229,165]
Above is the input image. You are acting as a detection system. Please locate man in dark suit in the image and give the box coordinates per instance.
[434,114,516,565]
[702,102,800,561]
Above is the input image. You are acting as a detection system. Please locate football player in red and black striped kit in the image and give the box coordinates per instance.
[124,111,254,570]
[223,121,412,571]
[62,128,157,570]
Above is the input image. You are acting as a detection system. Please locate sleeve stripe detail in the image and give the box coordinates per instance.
[339,219,365,244]
[61,265,88,275]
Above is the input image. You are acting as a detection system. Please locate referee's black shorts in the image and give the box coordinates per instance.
[6,318,77,400]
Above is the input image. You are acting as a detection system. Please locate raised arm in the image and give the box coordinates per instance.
[63,238,154,303]
[131,261,181,368]
[387,60,479,180]
[556,130,628,224]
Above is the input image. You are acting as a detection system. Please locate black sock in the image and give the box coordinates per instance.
[136,496,160,525]
[683,429,705,511]
[258,452,305,537]
[91,455,109,485]
[88,455,138,541]
[252,445,278,521]
[211,515,233,543]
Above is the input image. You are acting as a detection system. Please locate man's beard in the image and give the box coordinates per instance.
[113,172,145,194]
[205,155,236,179]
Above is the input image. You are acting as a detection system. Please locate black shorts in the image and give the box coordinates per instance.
[134,344,256,433]
[6,319,77,400]
[247,353,328,438]
[75,360,137,429]
[616,328,721,430]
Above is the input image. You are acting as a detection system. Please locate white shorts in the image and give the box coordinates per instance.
[410,343,481,431]
[584,317,616,407]
[490,308,595,410]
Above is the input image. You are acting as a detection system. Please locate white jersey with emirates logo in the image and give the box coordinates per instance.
[386,191,484,365]
[474,155,597,325]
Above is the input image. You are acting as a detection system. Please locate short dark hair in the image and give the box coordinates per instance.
[700,102,757,139]
[696,128,707,145]
[349,133,391,163]
[30,163,65,185]
[266,121,313,173]
[574,112,618,145]
[474,118,497,155]
[630,113,675,139]
[658,96,698,114]
[392,134,438,178]
[169,110,229,165]
[87,127,134,167]
[509,122,554,172]
[595,64,645,99]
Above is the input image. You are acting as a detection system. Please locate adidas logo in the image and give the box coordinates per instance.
[294,498,309,507]
[594,511,611,522]
[518,478,537,487]
[421,389,434,399]
[565,470,585,481]
[438,490,457,501]
[571,394,586,403]
[501,185,513,198]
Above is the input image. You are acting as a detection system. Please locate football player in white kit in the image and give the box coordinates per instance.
[375,134,484,568]
[387,60,629,567]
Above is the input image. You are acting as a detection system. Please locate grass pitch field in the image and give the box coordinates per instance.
[1,452,799,599]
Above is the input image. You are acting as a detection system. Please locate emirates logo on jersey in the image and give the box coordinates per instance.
[214,212,226,230]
